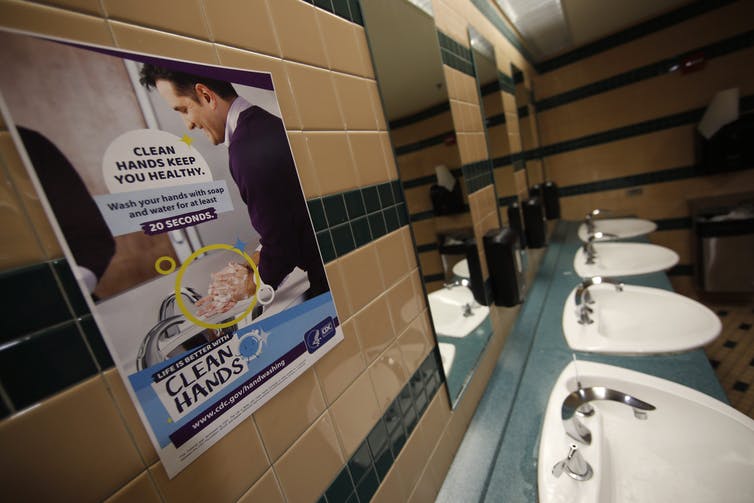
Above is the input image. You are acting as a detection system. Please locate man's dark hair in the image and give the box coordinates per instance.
[139,64,238,101]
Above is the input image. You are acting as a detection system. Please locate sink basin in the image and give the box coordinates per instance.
[427,286,489,338]
[539,360,754,503]
[562,282,721,354]
[438,342,456,371]
[577,218,657,242]
[451,258,470,278]
[573,242,679,277]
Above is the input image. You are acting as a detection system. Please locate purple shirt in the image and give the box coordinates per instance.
[227,106,323,290]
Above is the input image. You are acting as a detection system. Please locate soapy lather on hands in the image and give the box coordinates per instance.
[195,252,261,318]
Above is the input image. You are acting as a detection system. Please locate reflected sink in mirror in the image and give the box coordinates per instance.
[538,360,754,503]
[562,281,721,354]
[427,286,489,338]
[451,258,470,279]
[577,218,657,242]
[573,242,679,278]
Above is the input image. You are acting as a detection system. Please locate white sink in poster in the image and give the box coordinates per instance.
[427,286,489,338]
[573,242,679,277]
[562,283,721,354]
[577,218,657,242]
[539,360,754,503]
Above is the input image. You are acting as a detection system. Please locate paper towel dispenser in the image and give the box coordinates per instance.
[695,112,754,175]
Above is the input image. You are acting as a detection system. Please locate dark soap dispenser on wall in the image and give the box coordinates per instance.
[463,238,488,306]
[522,197,547,248]
[507,201,527,248]
[484,228,525,306]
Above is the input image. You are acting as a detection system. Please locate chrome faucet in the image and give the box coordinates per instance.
[582,232,619,264]
[561,385,656,445]
[584,208,612,233]
[444,277,470,290]
[552,443,593,481]
[574,276,623,324]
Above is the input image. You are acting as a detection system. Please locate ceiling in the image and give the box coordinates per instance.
[495,0,692,61]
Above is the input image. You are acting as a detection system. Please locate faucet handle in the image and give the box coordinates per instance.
[552,444,593,481]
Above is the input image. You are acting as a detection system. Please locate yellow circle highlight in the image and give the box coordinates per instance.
[155,256,177,275]
[175,244,260,330]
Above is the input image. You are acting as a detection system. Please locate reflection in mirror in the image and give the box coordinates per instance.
[468,27,519,229]
[511,63,544,190]
[361,0,497,407]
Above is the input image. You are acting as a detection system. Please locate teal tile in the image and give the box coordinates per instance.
[332,0,351,19]
[384,206,399,233]
[313,0,333,13]
[316,230,336,263]
[351,217,371,248]
[367,213,387,239]
[362,186,381,213]
[0,263,71,343]
[396,203,408,227]
[378,182,395,207]
[323,194,348,226]
[331,223,355,257]
[344,190,366,219]
[308,199,328,232]
[347,0,362,25]
[367,418,389,458]
[356,468,378,503]
[0,322,97,410]
[326,466,355,503]
[79,315,114,370]
[348,441,373,483]
[52,259,89,317]
[391,180,403,204]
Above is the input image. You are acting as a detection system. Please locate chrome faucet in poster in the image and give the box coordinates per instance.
[0,29,342,478]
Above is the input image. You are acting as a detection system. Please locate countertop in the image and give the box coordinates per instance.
[437,219,727,503]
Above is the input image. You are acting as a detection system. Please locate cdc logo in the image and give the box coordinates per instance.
[305,317,336,353]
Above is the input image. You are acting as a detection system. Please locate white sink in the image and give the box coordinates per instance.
[427,286,489,338]
[539,360,754,503]
[452,258,470,278]
[438,342,456,371]
[573,242,679,277]
[562,282,721,354]
[577,218,657,242]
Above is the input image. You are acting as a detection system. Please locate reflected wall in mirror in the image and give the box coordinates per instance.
[511,63,545,190]
[468,27,519,228]
[361,0,498,407]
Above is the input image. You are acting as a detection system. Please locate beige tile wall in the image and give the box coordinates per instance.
[536,2,754,286]
[0,0,541,501]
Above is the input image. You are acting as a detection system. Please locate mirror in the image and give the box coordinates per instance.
[511,63,545,192]
[361,0,500,406]
[468,27,520,229]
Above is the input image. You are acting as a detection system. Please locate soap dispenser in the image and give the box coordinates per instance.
[483,228,525,306]
[523,197,547,248]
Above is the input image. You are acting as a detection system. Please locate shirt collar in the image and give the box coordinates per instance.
[224,96,252,147]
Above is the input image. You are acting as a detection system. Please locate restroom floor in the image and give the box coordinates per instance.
[701,294,754,419]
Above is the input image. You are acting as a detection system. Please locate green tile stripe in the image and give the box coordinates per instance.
[403,167,463,190]
[417,243,439,253]
[437,31,475,77]
[538,93,754,159]
[486,113,506,128]
[308,181,408,263]
[317,350,444,503]
[537,0,736,73]
[388,102,451,130]
[559,165,697,197]
[537,29,754,112]
[394,130,456,156]
[469,0,537,68]
[308,0,363,26]
[462,159,494,194]
[498,195,519,207]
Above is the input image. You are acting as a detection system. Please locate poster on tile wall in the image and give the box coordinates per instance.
[0,29,342,478]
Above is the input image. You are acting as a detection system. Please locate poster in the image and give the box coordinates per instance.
[0,29,342,478]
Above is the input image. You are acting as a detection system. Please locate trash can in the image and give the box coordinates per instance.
[694,203,754,292]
